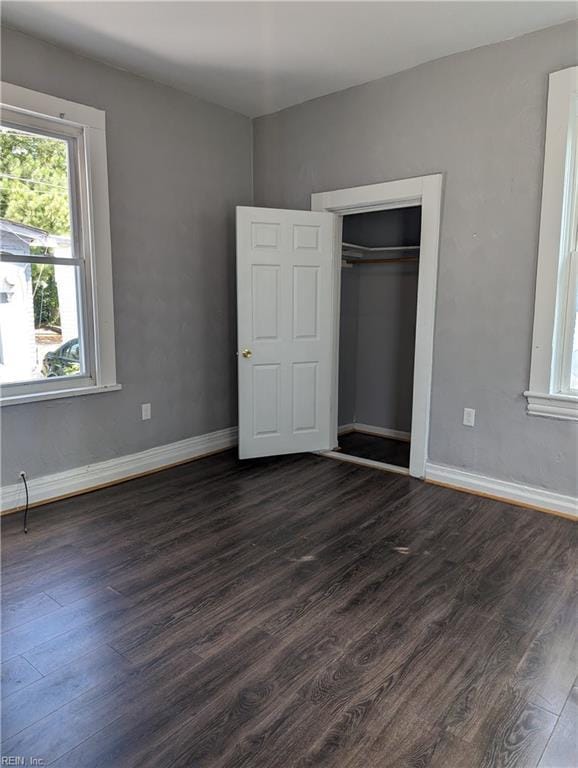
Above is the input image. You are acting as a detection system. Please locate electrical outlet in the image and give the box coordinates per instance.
[141,403,151,421]
[463,408,476,427]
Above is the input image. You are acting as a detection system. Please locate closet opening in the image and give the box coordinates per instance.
[336,205,421,475]
[312,174,442,479]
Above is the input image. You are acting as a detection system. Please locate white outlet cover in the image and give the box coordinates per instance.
[141,403,151,420]
[463,407,475,427]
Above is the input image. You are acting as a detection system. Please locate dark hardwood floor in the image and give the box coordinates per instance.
[338,431,410,467]
[1,450,576,767]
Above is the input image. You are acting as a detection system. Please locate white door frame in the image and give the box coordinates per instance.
[311,174,443,478]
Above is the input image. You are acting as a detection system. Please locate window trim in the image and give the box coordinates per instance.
[525,66,578,421]
[0,82,119,405]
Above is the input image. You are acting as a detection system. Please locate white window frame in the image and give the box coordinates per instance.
[525,66,578,421]
[0,82,119,406]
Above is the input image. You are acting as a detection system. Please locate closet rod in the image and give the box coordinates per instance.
[342,242,420,253]
[343,256,419,265]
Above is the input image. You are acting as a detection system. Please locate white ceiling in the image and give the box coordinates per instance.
[2,1,576,117]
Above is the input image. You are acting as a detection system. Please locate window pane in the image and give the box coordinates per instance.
[0,125,73,258]
[0,262,83,383]
[569,273,578,391]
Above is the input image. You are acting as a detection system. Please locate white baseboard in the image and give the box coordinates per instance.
[4,429,573,520]
[425,461,578,519]
[338,423,411,442]
[1,426,238,514]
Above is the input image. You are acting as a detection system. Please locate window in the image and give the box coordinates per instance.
[559,119,578,395]
[0,83,119,405]
[526,67,578,420]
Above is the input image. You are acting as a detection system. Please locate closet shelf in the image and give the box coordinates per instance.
[341,242,420,266]
[342,241,420,254]
[342,255,419,266]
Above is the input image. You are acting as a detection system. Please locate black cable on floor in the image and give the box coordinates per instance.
[20,472,30,534]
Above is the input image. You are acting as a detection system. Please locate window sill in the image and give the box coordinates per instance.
[524,391,578,421]
[0,383,122,407]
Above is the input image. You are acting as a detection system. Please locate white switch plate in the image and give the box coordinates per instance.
[463,407,475,427]
[141,403,151,420]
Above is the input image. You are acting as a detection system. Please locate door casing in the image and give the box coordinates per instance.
[311,174,443,479]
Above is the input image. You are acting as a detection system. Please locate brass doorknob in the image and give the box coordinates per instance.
[241,348,252,359]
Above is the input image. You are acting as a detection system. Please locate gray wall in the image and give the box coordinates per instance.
[354,263,418,433]
[3,22,577,497]
[342,206,421,248]
[338,266,359,426]
[1,27,253,482]
[254,21,578,495]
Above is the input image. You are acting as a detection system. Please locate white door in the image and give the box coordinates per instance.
[237,206,337,459]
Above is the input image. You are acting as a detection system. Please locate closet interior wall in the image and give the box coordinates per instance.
[339,207,421,434]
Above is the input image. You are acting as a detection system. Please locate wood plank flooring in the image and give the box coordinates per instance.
[1,450,576,767]
[338,432,410,468]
